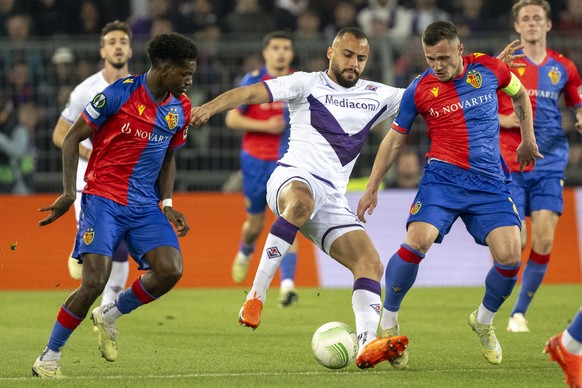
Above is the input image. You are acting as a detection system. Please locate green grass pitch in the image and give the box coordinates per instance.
[0,284,579,387]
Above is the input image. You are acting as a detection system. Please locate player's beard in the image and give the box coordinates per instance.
[331,63,359,88]
[108,59,127,70]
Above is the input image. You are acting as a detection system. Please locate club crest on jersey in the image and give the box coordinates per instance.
[430,87,439,97]
[165,109,179,130]
[366,84,377,91]
[466,70,482,89]
[83,228,94,245]
[410,200,422,215]
[92,93,106,109]
[548,67,561,85]
[266,246,282,259]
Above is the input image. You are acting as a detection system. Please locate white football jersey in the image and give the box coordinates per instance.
[61,70,110,191]
[265,71,404,194]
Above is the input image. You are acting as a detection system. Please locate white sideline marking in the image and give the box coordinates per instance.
[2,367,548,381]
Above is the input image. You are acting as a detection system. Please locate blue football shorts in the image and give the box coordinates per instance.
[72,194,180,270]
[241,150,277,214]
[407,161,521,246]
[507,170,564,219]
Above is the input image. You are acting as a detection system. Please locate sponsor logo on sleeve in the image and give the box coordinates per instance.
[86,104,100,119]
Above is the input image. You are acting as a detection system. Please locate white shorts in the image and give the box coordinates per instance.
[266,165,365,254]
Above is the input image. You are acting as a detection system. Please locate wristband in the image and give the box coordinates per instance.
[162,198,173,208]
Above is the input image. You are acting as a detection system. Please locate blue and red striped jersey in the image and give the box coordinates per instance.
[81,73,191,206]
[392,53,512,180]
[498,48,582,172]
[237,66,291,161]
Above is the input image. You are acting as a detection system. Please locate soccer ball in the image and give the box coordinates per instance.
[311,321,358,369]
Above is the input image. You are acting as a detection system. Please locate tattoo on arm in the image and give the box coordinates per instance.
[515,105,525,122]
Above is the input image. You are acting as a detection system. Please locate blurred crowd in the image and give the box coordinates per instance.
[1,0,580,40]
[0,0,581,193]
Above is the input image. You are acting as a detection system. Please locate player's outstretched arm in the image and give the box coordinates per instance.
[190,83,272,128]
[158,149,190,237]
[497,39,526,68]
[225,109,285,135]
[39,116,93,226]
[357,129,407,223]
[511,84,543,170]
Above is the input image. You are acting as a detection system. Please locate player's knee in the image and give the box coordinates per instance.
[370,257,384,279]
[533,236,554,255]
[284,200,313,224]
[495,250,521,266]
[160,261,183,286]
[80,273,109,297]
[351,252,383,280]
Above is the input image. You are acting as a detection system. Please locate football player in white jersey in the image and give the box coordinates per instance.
[191,27,408,369]
[51,20,133,307]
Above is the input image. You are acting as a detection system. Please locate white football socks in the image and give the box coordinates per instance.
[352,289,382,349]
[101,260,129,306]
[477,303,495,325]
[247,234,291,302]
[380,307,399,330]
[562,329,582,355]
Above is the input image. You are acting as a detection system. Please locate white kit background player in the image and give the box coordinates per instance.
[191,27,408,369]
[51,20,133,306]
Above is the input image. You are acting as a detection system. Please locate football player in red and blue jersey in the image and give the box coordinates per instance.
[358,21,542,366]
[226,31,300,307]
[32,33,198,379]
[498,0,582,334]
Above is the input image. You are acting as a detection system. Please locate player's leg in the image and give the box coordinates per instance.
[503,173,530,332]
[92,204,181,361]
[511,209,559,320]
[33,253,112,378]
[33,194,122,378]
[379,221,437,370]
[545,309,582,387]
[507,218,531,332]
[469,224,521,365]
[327,228,408,369]
[278,239,299,307]
[239,178,311,329]
[101,241,130,306]
[232,151,269,283]
[509,172,563,331]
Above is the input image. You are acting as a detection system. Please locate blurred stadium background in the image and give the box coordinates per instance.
[3,33,581,192]
[1,0,581,193]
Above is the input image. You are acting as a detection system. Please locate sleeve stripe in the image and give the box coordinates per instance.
[262,81,274,102]
[81,112,99,130]
[391,123,408,134]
